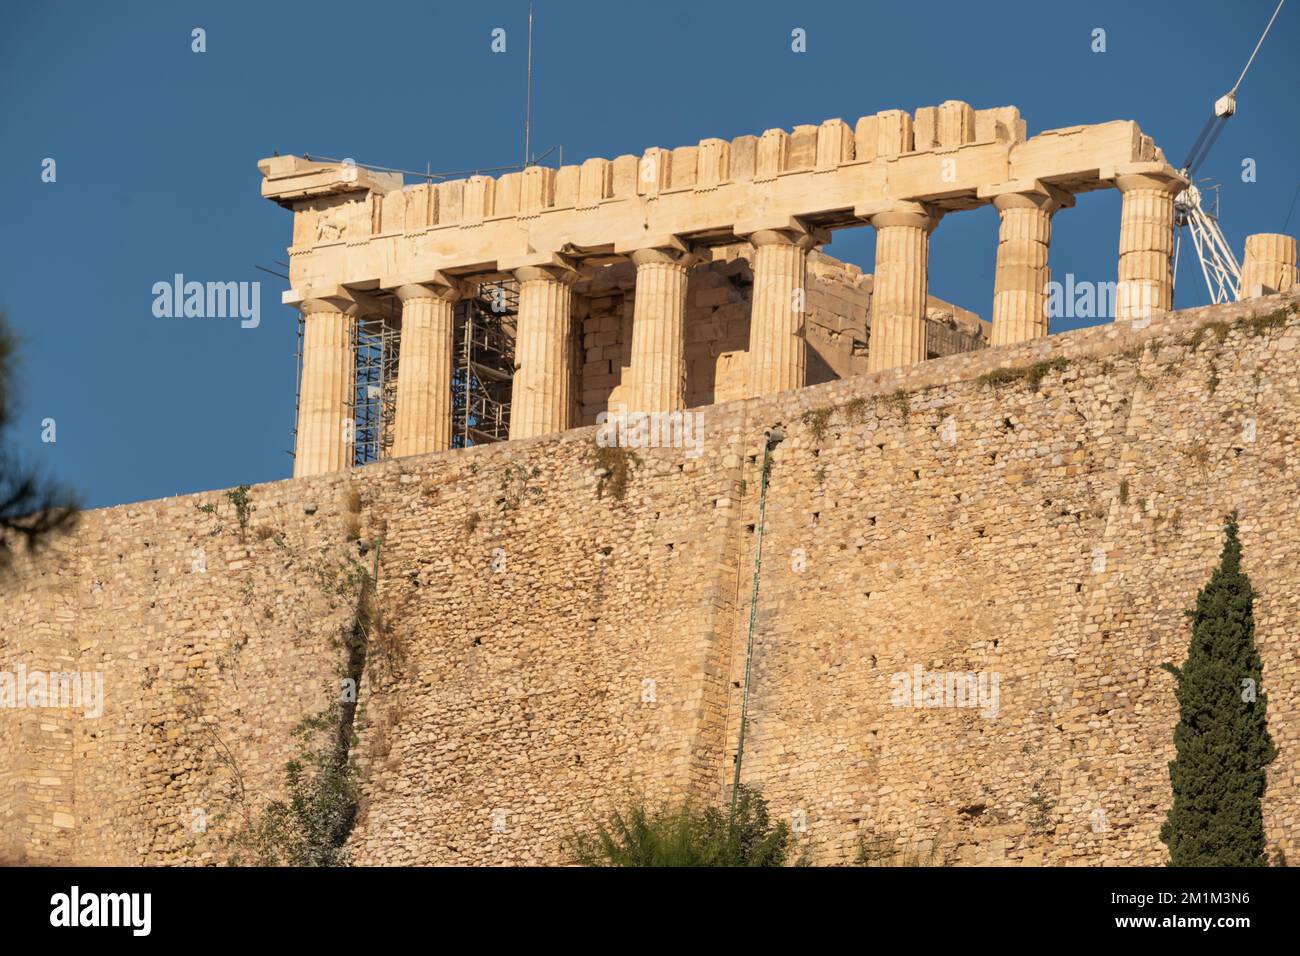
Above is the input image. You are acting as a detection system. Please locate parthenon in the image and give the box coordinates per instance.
[262,100,1203,477]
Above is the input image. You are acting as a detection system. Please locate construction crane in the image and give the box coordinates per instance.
[1173,0,1286,306]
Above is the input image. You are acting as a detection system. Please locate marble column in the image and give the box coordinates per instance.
[1240,233,1298,297]
[628,247,694,412]
[295,296,357,477]
[990,185,1071,346]
[393,281,461,457]
[1114,169,1185,322]
[747,229,818,397]
[509,265,578,440]
[867,202,940,371]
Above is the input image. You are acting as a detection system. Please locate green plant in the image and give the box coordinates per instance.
[232,560,375,866]
[226,485,254,539]
[843,396,869,424]
[1184,441,1212,474]
[978,356,1069,393]
[229,698,361,867]
[1118,479,1129,506]
[592,446,641,502]
[568,785,792,867]
[497,462,545,511]
[1237,304,1295,337]
[1026,784,1056,836]
[1159,513,1276,866]
[855,830,948,867]
[801,406,834,443]
[889,389,911,419]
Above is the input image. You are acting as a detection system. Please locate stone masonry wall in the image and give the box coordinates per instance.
[2,291,1297,866]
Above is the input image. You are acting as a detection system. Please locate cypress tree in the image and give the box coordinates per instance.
[1160,512,1276,866]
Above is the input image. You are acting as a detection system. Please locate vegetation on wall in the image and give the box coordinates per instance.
[591,445,641,502]
[977,356,1069,392]
[496,462,545,512]
[226,484,254,540]
[567,785,793,867]
[855,830,949,867]
[226,542,378,866]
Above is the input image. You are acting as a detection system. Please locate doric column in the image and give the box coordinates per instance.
[746,229,818,397]
[989,184,1072,346]
[509,265,578,440]
[295,296,358,477]
[867,202,940,371]
[628,247,695,412]
[1114,167,1186,322]
[1240,233,1298,297]
[393,280,461,457]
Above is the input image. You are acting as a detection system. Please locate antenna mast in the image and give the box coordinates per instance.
[524,3,534,168]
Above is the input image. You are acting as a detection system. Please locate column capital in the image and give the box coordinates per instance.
[629,245,700,269]
[981,180,1075,215]
[290,284,378,316]
[1110,162,1188,196]
[394,276,465,303]
[868,200,942,233]
[299,292,366,317]
[513,264,581,285]
[747,228,823,251]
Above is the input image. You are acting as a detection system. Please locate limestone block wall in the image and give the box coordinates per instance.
[717,291,1300,865]
[3,291,1298,867]
[0,480,365,864]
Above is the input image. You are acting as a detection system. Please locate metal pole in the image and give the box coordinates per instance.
[523,3,534,168]
[729,432,781,826]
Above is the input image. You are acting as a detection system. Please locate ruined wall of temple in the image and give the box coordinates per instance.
[574,246,988,425]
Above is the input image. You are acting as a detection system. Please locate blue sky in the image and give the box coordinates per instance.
[2,0,1296,508]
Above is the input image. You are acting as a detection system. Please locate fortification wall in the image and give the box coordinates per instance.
[2,292,1297,866]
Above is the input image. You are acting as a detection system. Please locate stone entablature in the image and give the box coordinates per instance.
[264,109,1169,294]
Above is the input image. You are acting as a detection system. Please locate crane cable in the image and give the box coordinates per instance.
[1182,0,1286,176]
[1230,0,1286,98]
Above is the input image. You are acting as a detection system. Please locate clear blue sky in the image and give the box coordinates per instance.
[2,0,1296,508]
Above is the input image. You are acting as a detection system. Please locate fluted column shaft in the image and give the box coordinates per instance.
[1240,232,1298,297]
[868,203,939,371]
[296,297,356,477]
[628,248,692,412]
[393,283,459,457]
[747,230,816,397]
[991,188,1069,346]
[1114,171,1183,321]
[509,266,577,440]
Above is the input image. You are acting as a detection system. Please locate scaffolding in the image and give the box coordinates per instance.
[353,302,401,466]
[452,280,517,447]
[290,284,513,467]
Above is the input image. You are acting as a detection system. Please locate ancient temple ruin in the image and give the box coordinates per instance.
[261,100,1297,477]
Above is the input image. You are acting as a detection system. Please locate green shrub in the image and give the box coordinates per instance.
[568,785,792,867]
